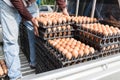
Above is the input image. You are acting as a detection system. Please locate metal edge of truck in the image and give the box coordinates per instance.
[23,53,120,80]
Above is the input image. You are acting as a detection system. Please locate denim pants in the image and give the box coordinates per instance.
[0,1,39,80]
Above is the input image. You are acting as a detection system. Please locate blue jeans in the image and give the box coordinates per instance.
[0,1,39,80]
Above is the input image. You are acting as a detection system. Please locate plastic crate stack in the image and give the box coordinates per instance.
[74,18,120,56]
[19,24,30,62]
[0,60,8,80]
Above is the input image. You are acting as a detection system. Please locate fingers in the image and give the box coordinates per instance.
[34,26,39,36]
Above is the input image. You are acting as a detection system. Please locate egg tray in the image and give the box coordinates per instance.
[38,21,72,29]
[77,29,120,46]
[19,24,30,62]
[35,37,95,67]
[36,48,56,74]
[75,36,120,51]
[35,37,120,74]
[78,25,120,39]
[38,30,74,40]
[38,25,74,33]
[74,21,99,27]
[36,37,120,69]
[0,76,9,80]
[99,20,120,29]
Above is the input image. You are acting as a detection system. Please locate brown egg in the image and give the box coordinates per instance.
[89,47,95,54]
[70,45,75,49]
[65,45,71,50]
[84,48,90,55]
[42,19,48,26]
[59,47,64,52]
[93,18,97,22]
[58,18,62,24]
[66,52,72,60]
[52,19,57,25]
[111,45,115,49]
[58,26,62,31]
[62,26,66,30]
[72,49,79,58]
[52,27,57,32]
[55,44,61,49]
[85,45,90,49]
[62,49,68,55]
[68,48,73,52]
[62,17,67,23]
[78,50,84,57]
[80,43,85,47]
[74,47,79,51]
[103,30,108,36]
[67,25,71,30]
[47,19,52,25]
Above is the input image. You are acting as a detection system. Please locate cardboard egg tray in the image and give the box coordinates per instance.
[35,37,120,74]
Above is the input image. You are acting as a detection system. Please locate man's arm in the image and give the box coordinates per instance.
[10,0,32,21]
[56,0,69,15]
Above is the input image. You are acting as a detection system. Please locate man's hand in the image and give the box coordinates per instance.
[62,8,69,16]
[31,17,39,36]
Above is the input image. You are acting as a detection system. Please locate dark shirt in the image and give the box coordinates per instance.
[10,0,66,21]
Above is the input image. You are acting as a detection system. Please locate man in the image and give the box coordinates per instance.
[0,0,68,80]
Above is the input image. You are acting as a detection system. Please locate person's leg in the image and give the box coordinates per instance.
[24,2,39,67]
[0,1,22,80]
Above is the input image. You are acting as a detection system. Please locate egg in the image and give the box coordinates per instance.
[89,47,95,54]
[47,19,52,25]
[78,50,84,57]
[47,28,51,33]
[62,26,66,30]
[58,18,62,24]
[68,48,73,52]
[67,25,71,30]
[71,49,78,58]
[84,48,90,55]
[58,26,62,31]
[42,20,48,26]
[74,47,79,51]
[52,27,57,32]
[52,19,57,25]
[59,47,64,52]
[66,52,72,60]
[62,49,68,55]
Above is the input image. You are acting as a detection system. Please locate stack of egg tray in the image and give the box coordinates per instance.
[38,24,74,41]
[76,26,120,51]
[0,76,9,80]
[35,37,120,74]
[19,23,30,62]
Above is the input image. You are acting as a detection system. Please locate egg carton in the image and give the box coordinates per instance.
[38,21,72,29]
[77,29,120,46]
[76,35,120,51]
[38,30,74,40]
